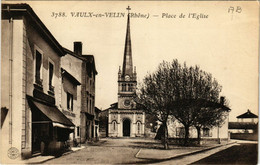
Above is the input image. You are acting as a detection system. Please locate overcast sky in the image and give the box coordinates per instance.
[11,1,259,121]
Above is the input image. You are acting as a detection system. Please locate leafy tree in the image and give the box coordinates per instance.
[138,61,176,149]
[139,59,230,147]
[192,98,230,144]
[173,98,230,145]
[169,62,229,145]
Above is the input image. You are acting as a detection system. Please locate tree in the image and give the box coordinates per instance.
[139,59,230,146]
[192,97,230,144]
[168,62,230,145]
[138,61,177,149]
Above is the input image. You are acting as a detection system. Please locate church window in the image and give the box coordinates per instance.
[137,122,141,134]
[129,84,132,91]
[122,84,126,91]
[112,121,116,131]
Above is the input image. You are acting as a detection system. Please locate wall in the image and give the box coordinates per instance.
[61,76,80,140]
[23,17,63,158]
[167,113,229,139]
[61,54,82,141]
[1,19,24,162]
[25,19,61,105]
[230,133,258,141]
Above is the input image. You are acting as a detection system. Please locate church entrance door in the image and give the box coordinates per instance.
[123,119,131,136]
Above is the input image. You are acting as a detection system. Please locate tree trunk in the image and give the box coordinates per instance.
[184,125,189,146]
[163,123,169,149]
[196,126,201,145]
[160,122,169,150]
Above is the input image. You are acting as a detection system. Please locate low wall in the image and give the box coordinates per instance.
[169,138,229,145]
[230,133,257,141]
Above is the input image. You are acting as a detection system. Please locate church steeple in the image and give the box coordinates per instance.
[122,6,133,78]
[118,6,137,110]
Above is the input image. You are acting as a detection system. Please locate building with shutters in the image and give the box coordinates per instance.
[1,3,75,161]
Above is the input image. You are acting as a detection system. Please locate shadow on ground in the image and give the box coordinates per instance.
[190,143,258,164]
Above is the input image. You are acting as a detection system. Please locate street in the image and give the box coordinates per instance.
[43,138,258,164]
[44,138,156,164]
[191,141,258,164]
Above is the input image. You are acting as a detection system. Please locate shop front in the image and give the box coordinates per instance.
[28,96,74,155]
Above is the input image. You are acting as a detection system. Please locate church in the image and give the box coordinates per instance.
[107,7,145,137]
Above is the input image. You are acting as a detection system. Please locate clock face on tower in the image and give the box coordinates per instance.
[124,99,131,107]
[125,75,130,81]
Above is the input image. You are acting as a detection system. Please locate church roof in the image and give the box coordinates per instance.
[109,102,118,109]
[122,9,133,78]
[237,110,258,119]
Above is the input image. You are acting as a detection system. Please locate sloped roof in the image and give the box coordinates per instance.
[108,102,118,109]
[237,110,258,119]
[61,68,81,86]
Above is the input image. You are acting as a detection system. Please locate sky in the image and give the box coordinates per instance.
[8,1,259,121]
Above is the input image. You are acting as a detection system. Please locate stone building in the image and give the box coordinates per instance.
[63,42,98,143]
[107,9,145,137]
[1,3,74,161]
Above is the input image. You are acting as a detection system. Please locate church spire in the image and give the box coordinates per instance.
[122,6,133,78]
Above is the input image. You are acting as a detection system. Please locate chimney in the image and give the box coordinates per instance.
[220,96,225,105]
[74,42,82,55]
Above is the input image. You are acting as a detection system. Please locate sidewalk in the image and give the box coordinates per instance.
[135,141,236,161]
[22,145,86,164]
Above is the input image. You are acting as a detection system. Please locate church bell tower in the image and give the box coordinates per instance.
[118,6,137,110]
[107,6,145,137]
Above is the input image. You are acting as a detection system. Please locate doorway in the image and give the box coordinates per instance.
[123,118,131,136]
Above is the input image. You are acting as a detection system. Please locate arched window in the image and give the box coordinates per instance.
[137,121,141,134]
[112,121,116,131]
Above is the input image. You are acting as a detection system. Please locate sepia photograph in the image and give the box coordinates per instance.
[1,1,259,164]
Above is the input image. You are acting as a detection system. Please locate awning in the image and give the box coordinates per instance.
[28,96,75,129]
